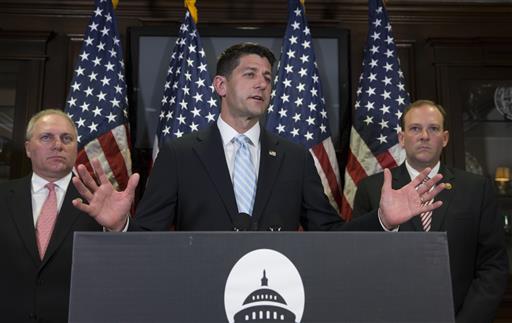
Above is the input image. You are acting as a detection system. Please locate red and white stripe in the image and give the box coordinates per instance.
[74,124,132,190]
[152,134,160,163]
[342,127,404,220]
[310,137,344,219]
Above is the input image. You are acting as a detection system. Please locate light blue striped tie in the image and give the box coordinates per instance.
[233,135,257,215]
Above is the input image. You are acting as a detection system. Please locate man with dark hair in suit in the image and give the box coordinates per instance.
[0,109,102,322]
[72,43,445,233]
[353,99,509,323]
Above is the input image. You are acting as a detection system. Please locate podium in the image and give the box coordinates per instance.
[69,232,454,322]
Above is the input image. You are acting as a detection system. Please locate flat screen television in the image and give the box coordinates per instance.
[128,24,351,156]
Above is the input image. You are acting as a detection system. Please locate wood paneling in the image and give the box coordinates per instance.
[0,30,51,178]
[0,0,511,318]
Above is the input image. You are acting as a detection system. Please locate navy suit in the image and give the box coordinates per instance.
[131,124,380,231]
[353,163,509,323]
[0,175,102,322]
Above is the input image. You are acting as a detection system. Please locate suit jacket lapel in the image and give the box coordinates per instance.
[194,125,239,223]
[7,176,40,265]
[251,130,284,222]
[430,165,455,231]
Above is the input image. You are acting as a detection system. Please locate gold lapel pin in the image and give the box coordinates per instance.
[444,183,453,190]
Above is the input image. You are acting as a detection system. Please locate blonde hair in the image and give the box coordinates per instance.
[25,109,77,140]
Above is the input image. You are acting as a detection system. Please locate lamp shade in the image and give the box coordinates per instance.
[495,166,511,182]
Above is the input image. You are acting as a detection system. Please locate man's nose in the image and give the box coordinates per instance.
[52,138,64,149]
[255,75,268,89]
[419,128,430,140]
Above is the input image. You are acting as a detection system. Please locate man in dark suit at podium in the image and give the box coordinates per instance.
[71,43,445,234]
[353,100,509,323]
[0,109,102,322]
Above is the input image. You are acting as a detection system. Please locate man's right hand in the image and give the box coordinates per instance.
[71,159,140,231]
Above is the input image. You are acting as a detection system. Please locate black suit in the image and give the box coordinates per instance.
[0,175,102,323]
[132,124,380,231]
[353,163,509,323]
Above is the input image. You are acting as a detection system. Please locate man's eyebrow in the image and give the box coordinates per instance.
[241,66,271,74]
[407,122,441,127]
[39,131,75,136]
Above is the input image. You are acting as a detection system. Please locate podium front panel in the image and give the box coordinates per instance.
[69,232,454,323]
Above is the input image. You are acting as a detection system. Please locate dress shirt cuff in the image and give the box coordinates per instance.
[378,208,399,232]
[102,216,130,232]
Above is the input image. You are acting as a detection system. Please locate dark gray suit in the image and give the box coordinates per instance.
[131,124,380,231]
[353,163,509,323]
[0,175,102,322]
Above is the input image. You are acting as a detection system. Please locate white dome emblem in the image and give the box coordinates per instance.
[224,249,305,323]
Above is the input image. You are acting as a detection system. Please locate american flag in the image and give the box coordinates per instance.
[266,0,343,217]
[64,0,131,190]
[153,10,218,160]
[342,0,410,219]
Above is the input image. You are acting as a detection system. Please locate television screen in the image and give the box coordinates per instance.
[128,25,350,154]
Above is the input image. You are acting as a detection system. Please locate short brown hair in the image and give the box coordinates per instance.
[216,43,276,78]
[400,99,448,130]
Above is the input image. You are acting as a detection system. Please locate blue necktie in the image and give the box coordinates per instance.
[233,135,257,215]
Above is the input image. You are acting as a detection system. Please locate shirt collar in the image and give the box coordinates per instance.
[31,172,72,193]
[404,160,440,180]
[217,115,260,146]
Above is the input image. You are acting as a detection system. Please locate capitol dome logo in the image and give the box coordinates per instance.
[224,249,305,323]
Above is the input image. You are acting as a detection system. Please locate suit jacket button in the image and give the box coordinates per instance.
[28,313,38,320]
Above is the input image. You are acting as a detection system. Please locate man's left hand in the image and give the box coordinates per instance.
[378,167,446,230]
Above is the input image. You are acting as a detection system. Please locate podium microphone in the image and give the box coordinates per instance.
[233,213,252,231]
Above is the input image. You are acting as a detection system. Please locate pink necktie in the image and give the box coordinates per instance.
[418,176,433,232]
[36,183,57,259]
[420,200,433,232]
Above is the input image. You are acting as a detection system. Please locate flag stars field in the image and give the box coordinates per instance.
[342,0,411,218]
[64,0,132,190]
[266,0,343,215]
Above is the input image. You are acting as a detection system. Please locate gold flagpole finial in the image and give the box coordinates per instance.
[112,0,119,9]
[300,0,306,14]
[184,0,198,24]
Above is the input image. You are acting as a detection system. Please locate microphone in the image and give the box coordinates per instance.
[233,213,252,231]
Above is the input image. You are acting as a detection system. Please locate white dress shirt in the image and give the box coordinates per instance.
[30,172,72,226]
[404,160,440,183]
[217,116,261,180]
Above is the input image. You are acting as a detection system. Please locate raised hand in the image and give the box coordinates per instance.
[379,167,446,229]
[71,159,140,231]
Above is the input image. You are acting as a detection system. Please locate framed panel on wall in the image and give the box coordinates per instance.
[0,31,50,181]
[127,25,351,159]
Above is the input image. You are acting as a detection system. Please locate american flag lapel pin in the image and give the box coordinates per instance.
[269,150,276,157]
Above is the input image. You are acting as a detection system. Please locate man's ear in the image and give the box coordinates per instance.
[442,130,449,148]
[213,75,227,97]
[398,131,405,148]
[25,141,31,159]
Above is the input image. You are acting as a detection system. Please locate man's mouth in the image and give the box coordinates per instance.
[250,95,264,101]
[48,156,66,161]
